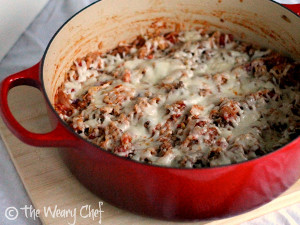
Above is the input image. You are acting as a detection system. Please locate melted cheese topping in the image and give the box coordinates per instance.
[56,29,300,168]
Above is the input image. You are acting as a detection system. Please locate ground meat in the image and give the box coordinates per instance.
[55,26,299,168]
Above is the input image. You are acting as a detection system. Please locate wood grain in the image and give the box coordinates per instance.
[0,86,299,225]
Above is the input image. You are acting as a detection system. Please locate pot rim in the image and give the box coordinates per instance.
[40,0,300,171]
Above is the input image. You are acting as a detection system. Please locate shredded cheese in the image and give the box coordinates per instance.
[55,29,300,168]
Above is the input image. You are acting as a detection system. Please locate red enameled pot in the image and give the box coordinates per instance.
[0,0,299,221]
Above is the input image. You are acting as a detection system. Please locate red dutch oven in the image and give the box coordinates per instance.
[0,0,299,221]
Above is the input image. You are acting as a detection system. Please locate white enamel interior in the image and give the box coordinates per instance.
[42,0,300,104]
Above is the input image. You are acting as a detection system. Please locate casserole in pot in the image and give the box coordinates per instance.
[0,0,299,220]
[54,28,299,168]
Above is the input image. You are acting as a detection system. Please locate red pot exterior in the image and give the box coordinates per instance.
[58,138,300,220]
[0,1,299,221]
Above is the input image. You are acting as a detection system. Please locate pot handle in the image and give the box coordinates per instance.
[282,4,300,16]
[0,63,77,147]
